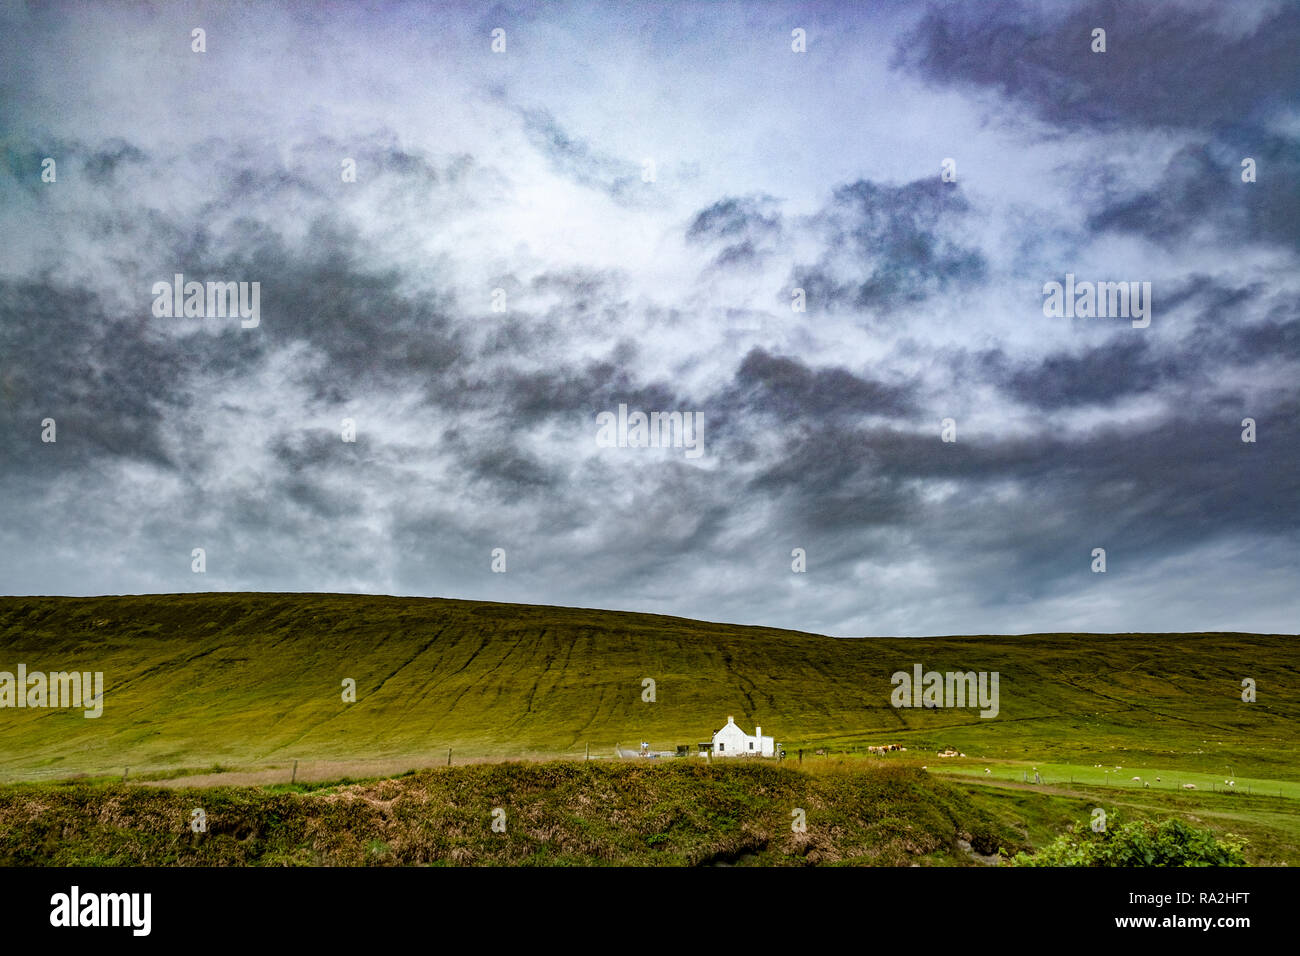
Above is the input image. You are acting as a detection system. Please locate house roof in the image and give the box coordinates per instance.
[713,721,750,737]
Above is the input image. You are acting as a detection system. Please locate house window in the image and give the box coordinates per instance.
[749,742,754,750]
[718,742,724,752]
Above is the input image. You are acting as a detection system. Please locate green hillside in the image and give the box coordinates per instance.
[0,593,1295,784]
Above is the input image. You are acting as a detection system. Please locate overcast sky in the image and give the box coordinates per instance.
[1,0,1296,636]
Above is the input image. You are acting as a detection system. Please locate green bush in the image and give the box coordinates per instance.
[1009,816,1247,867]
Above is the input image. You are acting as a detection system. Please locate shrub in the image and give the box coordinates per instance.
[1009,816,1247,867]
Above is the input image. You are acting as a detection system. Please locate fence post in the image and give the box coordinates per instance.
[447,747,452,767]
[585,742,589,762]
[122,766,128,782]
[291,760,298,784]
[798,749,803,764]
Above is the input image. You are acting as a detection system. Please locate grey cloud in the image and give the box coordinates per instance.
[686,195,783,268]
[952,275,1293,412]
[791,178,986,315]
[2,137,147,196]
[724,347,917,420]
[1,3,1296,635]
[0,276,191,477]
[517,107,651,205]
[687,195,781,242]
[894,1,1300,133]
[496,358,688,426]
[743,392,1298,604]
[82,139,147,185]
[1087,130,1300,252]
[984,338,1189,410]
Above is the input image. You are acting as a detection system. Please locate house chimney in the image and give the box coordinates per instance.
[756,726,761,740]
[727,715,734,724]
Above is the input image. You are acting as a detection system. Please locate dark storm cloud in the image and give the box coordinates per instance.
[969,274,1294,412]
[495,358,689,426]
[982,338,1190,410]
[722,347,917,420]
[9,125,1287,590]
[894,1,1300,132]
[744,387,1298,599]
[1,129,604,538]
[1087,130,1300,252]
[1176,278,1300,367]
[461,443,558,492]
[258,230,464,390]
[747,424,927,532]
[1235,309,1300,362]
[1158,273,1262,318]
[270,429,352,474]
[0,276,190,477]
[1154,275,1300,367]
[789,178,986,314]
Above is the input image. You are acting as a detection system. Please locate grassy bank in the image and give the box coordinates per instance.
[0,761,1022,867]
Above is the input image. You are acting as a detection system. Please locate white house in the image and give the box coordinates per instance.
[711,715,774,757]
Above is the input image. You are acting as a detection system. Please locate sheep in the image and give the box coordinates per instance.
[1182,783,1197,790]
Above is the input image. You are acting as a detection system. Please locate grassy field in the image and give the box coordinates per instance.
[810,755,1300,867]
[0,593,1294,784]
[0,592,1295,865]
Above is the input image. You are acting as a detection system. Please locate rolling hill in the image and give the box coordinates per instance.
[0,593,1295,784]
